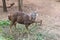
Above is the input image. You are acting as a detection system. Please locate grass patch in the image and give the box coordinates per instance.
[0,20,44,40]
[0,20,10,26]
[2,32,14,40]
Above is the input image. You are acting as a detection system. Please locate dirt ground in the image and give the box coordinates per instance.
[0,0,60,40]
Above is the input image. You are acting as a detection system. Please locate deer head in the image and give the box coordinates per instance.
[30,11,38,21]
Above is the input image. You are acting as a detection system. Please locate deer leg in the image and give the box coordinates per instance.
[9,22,15,34]
[14,22,18,32]
[14,22,16,29]
[22,25,29,36]
[10,22,13,34]
[25,25,29,33]
[25,25,28,30]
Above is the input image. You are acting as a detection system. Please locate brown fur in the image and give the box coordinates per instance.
[8,11,42,33]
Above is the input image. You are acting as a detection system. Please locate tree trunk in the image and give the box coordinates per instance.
[18,0,23,11]
[2,0,7,12]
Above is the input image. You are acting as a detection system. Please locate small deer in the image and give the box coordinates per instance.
[8,11,42,33]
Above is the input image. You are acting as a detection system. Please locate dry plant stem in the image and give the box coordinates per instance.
[35,20,42,26]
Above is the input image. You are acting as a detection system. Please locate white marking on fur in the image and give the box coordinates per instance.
[36,13,38,16]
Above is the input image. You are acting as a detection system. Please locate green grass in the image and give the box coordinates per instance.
[0,20,44,40]
[2,32,14,40]
[0,20,10,26]
[0,20,14,40]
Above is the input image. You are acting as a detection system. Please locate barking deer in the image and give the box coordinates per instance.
[8,11,42,33]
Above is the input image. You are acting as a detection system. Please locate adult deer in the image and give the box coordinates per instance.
[8,11,42,33]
